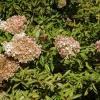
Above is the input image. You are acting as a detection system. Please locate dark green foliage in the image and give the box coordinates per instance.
[1,0,100,100]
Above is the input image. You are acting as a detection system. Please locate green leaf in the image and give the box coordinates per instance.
[32,94,40,98]
[91,83,98,94]
[76,59,83,69]
[50,60,54,72]
[85,62,92,70]
[45,63,50,72]
[96,0,99,4]
[68,94,82,100]
[35,29,41,38]
[12,83,20,89]
[80,53,88,60]
[84,88,89,96]
[26,80,37,85]
[46,22,54,29]
[40,55,44,66]
[45,96,52,100]
[13,3,20,10]
[63,70,70,77]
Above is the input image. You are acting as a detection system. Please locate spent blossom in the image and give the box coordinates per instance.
[3,15,28,34]
[95,40,100,52]
[58,0,67,8]
[55,35,80,59]
[0,54,19,80]
[2,36,41,63]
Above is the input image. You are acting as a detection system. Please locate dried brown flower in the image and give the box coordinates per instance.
[58,0,67,8]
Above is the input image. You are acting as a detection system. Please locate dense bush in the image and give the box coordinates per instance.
[0,0,100,100]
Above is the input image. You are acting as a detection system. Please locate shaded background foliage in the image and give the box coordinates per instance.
[0,0,100,100]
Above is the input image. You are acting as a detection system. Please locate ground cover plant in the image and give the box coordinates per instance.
[0,0,100,100]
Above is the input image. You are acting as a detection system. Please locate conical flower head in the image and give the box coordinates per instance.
[3,15,28,34]
[0,54,19,80]
[55,35,80,59]
[2,35,41,63]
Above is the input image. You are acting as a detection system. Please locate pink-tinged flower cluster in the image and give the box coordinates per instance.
[3,15,28,34]
[2,35,41,63]
[95,40,100,52]
[0,54,19,80]
[55,35,80,59]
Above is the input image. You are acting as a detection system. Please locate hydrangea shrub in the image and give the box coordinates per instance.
[0,0,100,100]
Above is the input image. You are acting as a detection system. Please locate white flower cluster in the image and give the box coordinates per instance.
[2,34,41,63]
[55,35,80,59]
[12,32,26,40]
[0,15,28,34]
